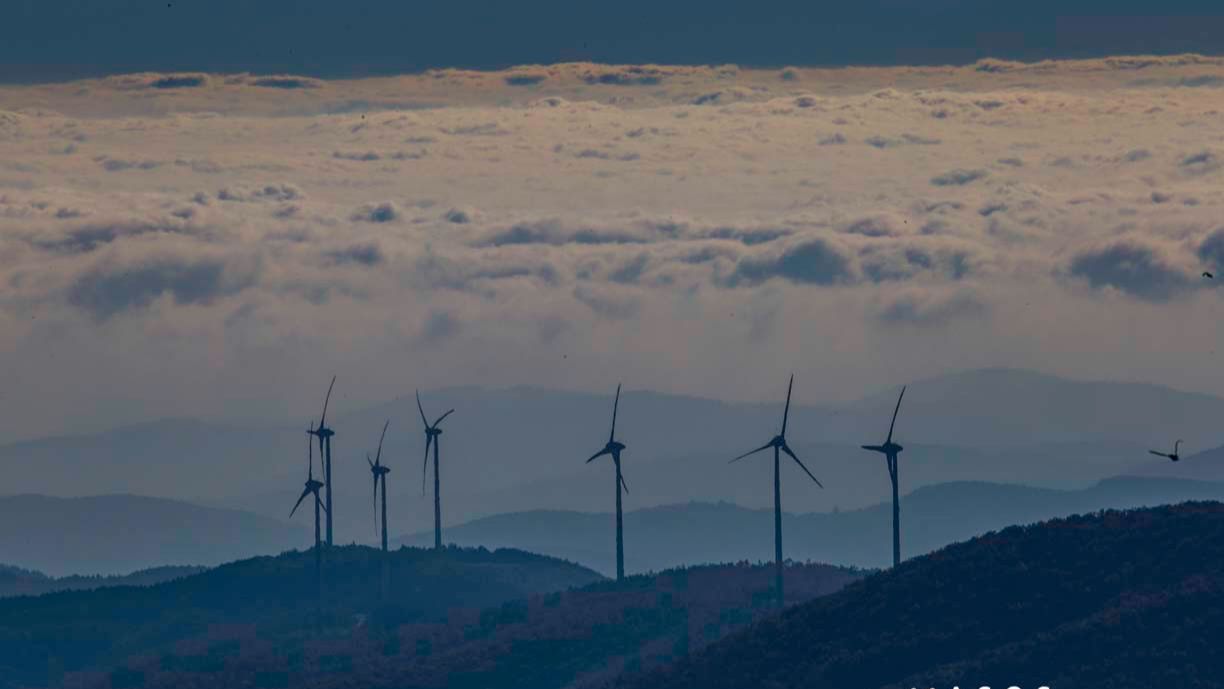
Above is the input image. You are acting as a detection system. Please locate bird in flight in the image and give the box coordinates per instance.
[1203,271,1214,279]
[1149,439,1183,462]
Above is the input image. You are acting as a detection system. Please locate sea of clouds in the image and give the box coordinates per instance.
[3,57,1224,438]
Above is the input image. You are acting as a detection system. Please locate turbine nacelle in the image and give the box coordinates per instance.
[309,427,335,439]
[862,441,903,455]
[607,440,626,454]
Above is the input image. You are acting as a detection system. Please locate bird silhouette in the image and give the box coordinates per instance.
[1203,271,1214,279]
[1149,439,1183,462]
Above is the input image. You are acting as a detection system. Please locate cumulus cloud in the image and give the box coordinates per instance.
[1066,241,1194,301]
[723,238,854,288]
[476,219,650,247]
[68,254,258,320]
[216,184,303,202]
[352,202,400,223]
[930,168,988,186]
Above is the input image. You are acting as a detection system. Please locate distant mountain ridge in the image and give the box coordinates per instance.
[0,494,304,576]
[398,476,1224,573]
[3,367,1223,545]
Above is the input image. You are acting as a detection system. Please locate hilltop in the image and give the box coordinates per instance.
[72,562,861,689]
[0,545,600,689]
[621,502,1224,689]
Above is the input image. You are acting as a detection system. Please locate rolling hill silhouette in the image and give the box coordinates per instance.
[0,494,304,576]
[0,563,205,598]
[0,545,600,689]
[397,476,1224,573]
[71,562,861,689]
[619,502,1224,689]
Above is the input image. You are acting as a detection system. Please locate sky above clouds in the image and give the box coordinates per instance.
[4,57,1224,440]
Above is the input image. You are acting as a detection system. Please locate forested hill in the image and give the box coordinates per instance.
[620,502,1224,689]
[0,545,600,689]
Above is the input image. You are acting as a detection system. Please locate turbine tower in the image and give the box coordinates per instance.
[731,374,822,606]
[861,386,907,568]
[417,391,454,550]
[307,376,337,546]
[367,420,392,552]
[585,384,629,581]
[290,423,328,606]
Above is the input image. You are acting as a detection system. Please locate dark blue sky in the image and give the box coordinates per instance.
[5,0,1224,81]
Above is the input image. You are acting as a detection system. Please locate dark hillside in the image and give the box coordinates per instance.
[621,502,1224,689]
[0,546,599,689]
[69,563,861,689]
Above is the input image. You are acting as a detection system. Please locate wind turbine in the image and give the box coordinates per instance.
[307,376,337,546]
[367,420,392,552]
[1149,439,1183,462]
[417,390,454,550]
[861,386,907,568]
[730,374,822,606]
[585,384,630,581]
[291,423,328,607]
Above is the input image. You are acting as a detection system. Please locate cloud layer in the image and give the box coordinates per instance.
[2,58,1224,437]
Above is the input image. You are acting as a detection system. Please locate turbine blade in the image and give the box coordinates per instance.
[861,444,886,453]
[416,390,430,429]
[433,409,455,427]
[376,419,390,464]
[373,474,379,539]
[620,473,629,494]
[319,375,336,428]
[1149,450,1167,458]
[587,448,611,463]
[781,374,794,437]
[367,453,375,470]
[317,492,329,515]
[886,385,907,444]
[307,424,314,480]
[731,442,772,463]
[290,486,311,518]
[782,444,823,488]
[422,436,432,495]
[610,383,621,443]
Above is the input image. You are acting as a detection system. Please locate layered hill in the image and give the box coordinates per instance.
[0,564,205,598]
[71,562,861,689]
[398,476,1224,573]
[0,545,601,689]
[621,502,1224,689]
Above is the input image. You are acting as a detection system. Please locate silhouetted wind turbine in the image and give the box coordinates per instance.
[731,374,822,606]
[307,376,337,546]
[1149,439,1183,462]
[585,384,630,581]
[417,391,454,550]
[367,420,391,552]
[291,423,328,607]
[861,386,907,568]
